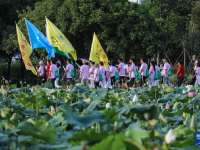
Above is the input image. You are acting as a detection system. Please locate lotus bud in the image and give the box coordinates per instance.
[161,105,163,109]
[165,103,169,109]
[3,78,5,80]
[178,94,181,97]
[18,91,20,93]
[10,113,18,122]
[5,80,8,84]
[31,88,34,92]
[106,102,111,109]
[20,81,22,84]
[1,110,7,118]
[165,129,176,144]
[55,106,59,112]
[9,80,11,83]
[163,85,166,89]
[133,94,138,103]
[154,147,160,150]
[190,114,197,130]
[182,90,186,94]
[51,106,55,112]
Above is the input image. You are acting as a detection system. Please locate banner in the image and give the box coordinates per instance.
[89,33,109,68]
[25,19,55,58]
[46,18,77,61]
[16,24,37,75]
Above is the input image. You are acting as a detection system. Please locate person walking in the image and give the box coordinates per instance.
[155,63,160,87]
[61,59,74,89]
[108,61,118,87]
[190,55,198,85]
[55,63,61,88]
[80,59,89,86]
[148,61,158,88]
[106,62,112,88]
[174,61,185,87]
[36,61,46,85]
[118,58,126,89]
[139,58,147,86]
[48,60,57,89]
[94,63,100,89]
[193,63,200,87]
[89,61,95,88]
[46,60,51,79]
[99,61,106,88]
[124,59,136,89]
[163,59,172,87]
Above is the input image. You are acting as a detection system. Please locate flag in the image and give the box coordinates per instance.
[25,19,55,58]
[54,47,73,65]
[16,24,37,75]
[89,33,109,68]
[46,18,77,61]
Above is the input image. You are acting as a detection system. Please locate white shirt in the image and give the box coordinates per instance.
[50,64,57,79]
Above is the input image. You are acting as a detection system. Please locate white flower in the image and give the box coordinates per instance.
[31,89,34,92]
[133,94,139,103]
[182,90,186,94]
[165,129,176,144]
[106,102,111,109]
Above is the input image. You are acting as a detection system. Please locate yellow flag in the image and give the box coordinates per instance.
[46,18,77,61]
[89,33,109,68]
[16,24,37,75]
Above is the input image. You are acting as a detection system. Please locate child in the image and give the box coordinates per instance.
[194,62,200,87]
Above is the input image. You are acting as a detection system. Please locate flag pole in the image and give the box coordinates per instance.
[89,32,95,62]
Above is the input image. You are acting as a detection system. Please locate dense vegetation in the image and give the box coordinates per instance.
[0,83,199,149]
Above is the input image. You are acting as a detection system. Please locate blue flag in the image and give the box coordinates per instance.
[25,19,55,58]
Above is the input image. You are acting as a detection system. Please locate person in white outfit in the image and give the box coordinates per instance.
[193,62,200,87]
[88,62,95,88]
[55,63,61,88]
[99,61,107,88]
[148,61,158,88]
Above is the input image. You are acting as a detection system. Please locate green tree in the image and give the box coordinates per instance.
[18,0,165,63]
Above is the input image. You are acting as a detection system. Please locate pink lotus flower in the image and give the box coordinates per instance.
[18,91,20,93]
[154,147,160,150]
[5,80,8,84]
[188,92,196,97]
[178,94,181,97]
[163,86,166,89]
[165,103,169,109]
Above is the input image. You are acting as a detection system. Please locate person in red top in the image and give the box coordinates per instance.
[46,60,51,79]
[175,61,185,87]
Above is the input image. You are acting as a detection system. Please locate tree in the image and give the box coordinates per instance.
[18,0,165,63]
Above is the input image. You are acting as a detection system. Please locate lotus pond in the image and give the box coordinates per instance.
[0,83,200,150]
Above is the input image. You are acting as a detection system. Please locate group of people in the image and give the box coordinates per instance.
[35,60,61,89]
[35,54,200,89]
[77,58,174,89]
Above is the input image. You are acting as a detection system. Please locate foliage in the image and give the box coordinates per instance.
[0,83,198,149]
